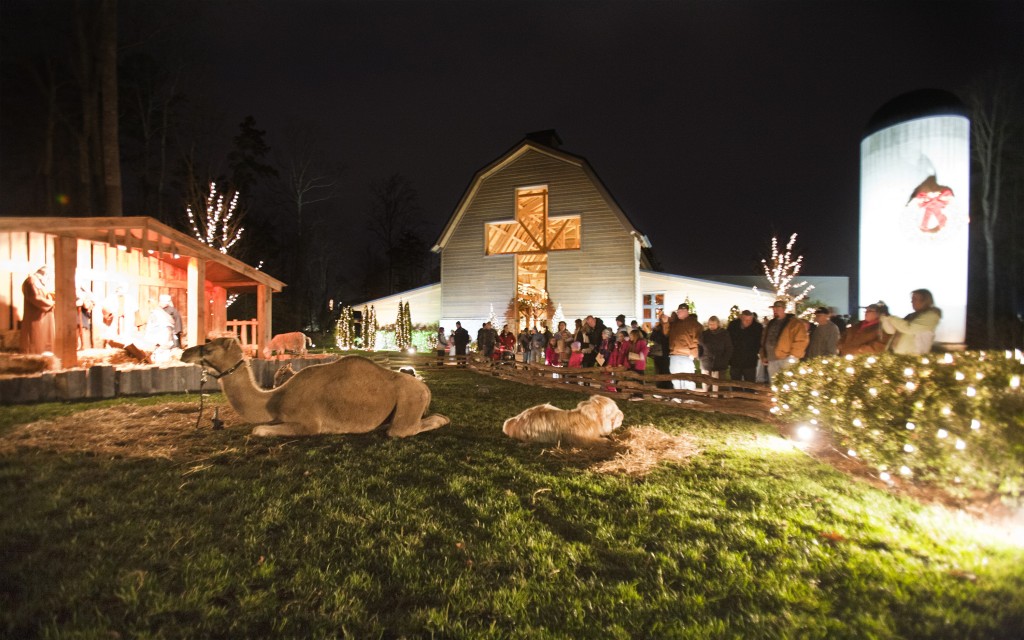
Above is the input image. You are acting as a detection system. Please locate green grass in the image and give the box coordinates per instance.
[2,368,1023,638]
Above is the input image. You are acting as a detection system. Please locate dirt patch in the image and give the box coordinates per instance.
[0,401,242,460]
[540,425,701,477]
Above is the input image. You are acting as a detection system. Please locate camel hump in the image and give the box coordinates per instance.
[294,354,406,380]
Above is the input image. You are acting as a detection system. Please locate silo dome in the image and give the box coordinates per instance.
[865,88,969,137]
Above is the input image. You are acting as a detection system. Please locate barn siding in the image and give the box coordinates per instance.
[440,149,637,329]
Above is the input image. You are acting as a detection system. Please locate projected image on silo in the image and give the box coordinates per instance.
[860,93,970,346]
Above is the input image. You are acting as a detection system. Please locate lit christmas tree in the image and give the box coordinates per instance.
[756,233,814,314]
[364,305,377,351]
[552,303,566,327]
[335,305,354,349]
[395,300,411,350]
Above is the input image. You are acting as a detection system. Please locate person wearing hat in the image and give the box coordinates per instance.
[667,303,702,390]
[881,289,942,355]
[759,300,809,381]
[806,306,840,359]
[838,303,890,356]
[20,264,55,355]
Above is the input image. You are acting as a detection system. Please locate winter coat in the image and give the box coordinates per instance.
[727,319,763,369]
[628,338,649,372]
[667,316,702,357]
[760,315,809,361]
[806,321,840,358]
[837,320,888,356]
[699,328,733,372]
[881,309,941,355]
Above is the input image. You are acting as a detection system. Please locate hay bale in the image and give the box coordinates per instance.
[0,352,60,375]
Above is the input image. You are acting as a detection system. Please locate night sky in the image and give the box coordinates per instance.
[3,0,1022,282]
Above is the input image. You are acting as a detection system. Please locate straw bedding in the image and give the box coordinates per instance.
[0,401,240,461]
[540,425,701,477]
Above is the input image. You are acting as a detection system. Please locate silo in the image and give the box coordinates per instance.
[860,89,970,346]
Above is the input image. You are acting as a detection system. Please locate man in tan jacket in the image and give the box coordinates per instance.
[667,303,702,390]
[760,300,809,382]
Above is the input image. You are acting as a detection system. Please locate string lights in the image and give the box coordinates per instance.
[754,233,815,314]
[774,349,1024,498]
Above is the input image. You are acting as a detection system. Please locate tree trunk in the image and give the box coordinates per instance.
[99,0,122,215]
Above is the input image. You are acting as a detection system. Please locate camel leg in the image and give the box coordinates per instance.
[252,423,317,437]
[385,382,449,438]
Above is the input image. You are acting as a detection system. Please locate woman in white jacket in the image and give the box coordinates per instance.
[881,289,941,354]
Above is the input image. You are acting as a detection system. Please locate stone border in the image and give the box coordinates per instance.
[0,356,340,405]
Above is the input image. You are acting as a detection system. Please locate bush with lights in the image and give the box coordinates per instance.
[774,350,1024,502]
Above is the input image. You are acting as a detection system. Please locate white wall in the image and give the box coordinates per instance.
[639,271,770,324]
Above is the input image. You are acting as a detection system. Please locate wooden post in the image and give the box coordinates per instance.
[256,284,272,359]
[53,235,78,367]
[186,257,206,346]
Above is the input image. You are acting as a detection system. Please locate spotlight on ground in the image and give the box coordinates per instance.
[795,424,815,442]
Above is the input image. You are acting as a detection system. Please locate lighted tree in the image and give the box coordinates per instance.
[757,233,814,314]
[487,303,499,327]
[335,305,355,349]
[186,181,245,255]
[552,303,566,327]
[395,300,413,351]
[404,301,412,348]
[363,305,378,350]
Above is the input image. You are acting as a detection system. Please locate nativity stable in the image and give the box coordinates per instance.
[0,216,284,367]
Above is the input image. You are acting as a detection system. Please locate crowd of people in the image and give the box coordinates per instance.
[431,287,943,386]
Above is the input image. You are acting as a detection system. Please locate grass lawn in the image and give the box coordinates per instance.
[2,366,1022,638]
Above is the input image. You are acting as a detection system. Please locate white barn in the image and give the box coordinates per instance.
[356,131,809,332]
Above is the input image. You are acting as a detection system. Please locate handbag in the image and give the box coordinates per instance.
[596,353,606,366]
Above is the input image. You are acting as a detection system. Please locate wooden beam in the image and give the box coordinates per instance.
[187,257,206,346]
[256,284,272,359]
[53,236,78,367]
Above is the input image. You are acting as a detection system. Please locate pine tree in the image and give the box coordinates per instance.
[335,305,353,349]
[363,305,377,351]
[404,301,413,350]
[395,300,407,350]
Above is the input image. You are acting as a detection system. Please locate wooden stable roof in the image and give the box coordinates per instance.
[0,216,285,293]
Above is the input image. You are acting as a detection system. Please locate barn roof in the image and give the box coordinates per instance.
[432,133,651,252]
[0,216,285,292]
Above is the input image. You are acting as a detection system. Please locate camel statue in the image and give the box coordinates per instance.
[180,337,450,437]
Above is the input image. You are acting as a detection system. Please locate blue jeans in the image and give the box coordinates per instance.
[669,355,696,390]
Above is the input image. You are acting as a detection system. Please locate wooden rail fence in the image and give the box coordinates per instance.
[367,352,773,420]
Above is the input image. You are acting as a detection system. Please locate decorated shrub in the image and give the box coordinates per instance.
[774,350,1024,502]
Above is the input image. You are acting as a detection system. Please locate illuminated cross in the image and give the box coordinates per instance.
[485,186,580,299]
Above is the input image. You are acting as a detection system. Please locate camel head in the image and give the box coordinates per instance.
[180,337,246,378]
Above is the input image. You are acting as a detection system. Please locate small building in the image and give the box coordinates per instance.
[0,216,285,367]
[355,131,810,332]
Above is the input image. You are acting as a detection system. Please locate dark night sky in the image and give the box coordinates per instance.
[3,0,1022,282]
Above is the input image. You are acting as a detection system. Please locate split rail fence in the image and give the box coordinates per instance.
[369,352,774,421]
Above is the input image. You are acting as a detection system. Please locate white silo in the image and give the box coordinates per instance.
[860,89,970,346]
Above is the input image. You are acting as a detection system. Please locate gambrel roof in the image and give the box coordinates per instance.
[432,133,651,253]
